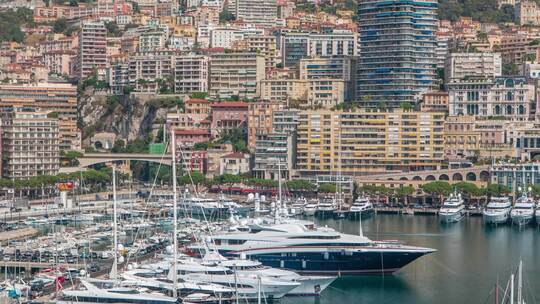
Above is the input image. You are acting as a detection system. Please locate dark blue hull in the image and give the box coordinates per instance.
[220,250,429,275]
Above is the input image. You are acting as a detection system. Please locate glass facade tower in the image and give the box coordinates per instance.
[357,0,438,107]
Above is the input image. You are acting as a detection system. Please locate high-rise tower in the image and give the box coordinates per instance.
[357,0,438,107]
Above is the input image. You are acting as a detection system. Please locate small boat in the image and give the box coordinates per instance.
[349,195,374,219]
[510,193,535,226]
[439,192,466,223]
[483,197,512,225]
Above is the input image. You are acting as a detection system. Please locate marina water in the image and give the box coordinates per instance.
[281,214,540,304]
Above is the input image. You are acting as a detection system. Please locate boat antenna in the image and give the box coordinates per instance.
[171,128,179,299]
[109,164,118,280]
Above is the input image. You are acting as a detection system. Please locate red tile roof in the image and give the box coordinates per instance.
[186,98,210,104]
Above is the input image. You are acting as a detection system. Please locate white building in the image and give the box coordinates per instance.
[174,55,209,93]
[445,52,502,83]
[447,77,535,120]
[234,0,277,26]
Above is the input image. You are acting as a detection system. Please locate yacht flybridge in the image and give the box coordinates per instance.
[189,223,435,275]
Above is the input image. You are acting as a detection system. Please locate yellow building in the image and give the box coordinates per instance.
[259,78,345,108]
[296,109,445,176]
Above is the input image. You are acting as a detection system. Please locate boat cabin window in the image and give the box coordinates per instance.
[288,235,340,240]
[225,239,247,245]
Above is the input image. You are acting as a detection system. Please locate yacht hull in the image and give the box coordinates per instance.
[289,276,336,296]
[223,250,431,276]
[303,209,316,216]
[315,209,335,218]
[348,209,374,219]
[439,211,465,223]
[483,212,509,225]
[511,214,533,226]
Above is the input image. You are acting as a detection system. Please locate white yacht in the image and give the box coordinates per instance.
[438,192,466,223]
[483,197,512,225]
[120,267,234,298]
[315,196,337,217]
[349,196,374,219]
[180,195,228,217]
[303,200,318,216]
[58,278,177,304]
[169,259,300,299]
[290,197,307,216]
[202,252,336,296]
[510,194,536,226]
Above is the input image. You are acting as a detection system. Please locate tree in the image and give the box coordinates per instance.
[319,184,337,193]
[421,181,452,205]
[104,22,121,37]
[485,184,511,197]
[399,102,413,111]
[453,182,482,197]
[179,171,206,192]
[502,63,519,76]
[219,9,235,23]
[53,18,68,33]
[190,92,208,99]
[286,180,316,192]
[396,186,414,206]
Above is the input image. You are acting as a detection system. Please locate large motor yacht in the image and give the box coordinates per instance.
[510,194,536,226]
[189,223,435,275]
[438,192,466,223]
[483,197,512,225]
[348,196,374,219]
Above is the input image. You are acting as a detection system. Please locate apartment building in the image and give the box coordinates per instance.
[253,132,295,180]
[208,52,265,100]
[0,83,80,151]
[0,108,60,179]
[234,0,277,26]
[447,77,535,120]
[258,78,344,108]
[79,21,107,79]
[128,51,173,92]
[420,91,449,112]
[444,52,502,82]
[247,102,284,149]
[299,56,357,101]
[174,55,209,93]
[295,109,445,176]
[210,101,249,137]
[501,34,540,64]
[515,0,540,26]
[307,31,359,57]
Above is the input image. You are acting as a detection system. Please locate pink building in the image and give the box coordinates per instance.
[174,129,211,149]
[210,102,249,137]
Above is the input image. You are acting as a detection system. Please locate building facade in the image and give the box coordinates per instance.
[447,77,535,120]
[209,52,265,100]
[0,83,80,151]
[444,52,502,82]
[296,109,445,176]
[357,0,438,107]
[0,108,60,179]
[79,21,107,79]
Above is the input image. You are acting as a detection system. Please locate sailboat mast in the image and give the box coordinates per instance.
[517,260,522,304]
[171,128,179,299]
[111,165,118,280]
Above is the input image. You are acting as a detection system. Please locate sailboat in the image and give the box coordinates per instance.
[58,166,177,303]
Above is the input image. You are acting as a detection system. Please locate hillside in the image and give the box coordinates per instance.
[438,0,514,23]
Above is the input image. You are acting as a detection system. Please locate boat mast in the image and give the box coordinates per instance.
[171,128,179,299]
[510,273,514,304]
[278,159,283,217]
[110,165,118,280]
[517,260,523,304]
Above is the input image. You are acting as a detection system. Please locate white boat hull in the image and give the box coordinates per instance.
[288,276,335,296]
[439,211,465,223]
[483,212,510,225]
[511,214,534,226]
[303,209,316,216]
